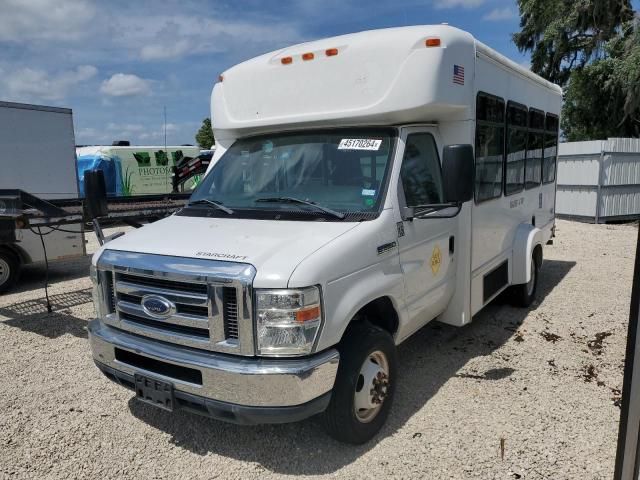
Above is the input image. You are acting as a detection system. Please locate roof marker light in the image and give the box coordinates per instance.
[218,74,224,82]
[281,56,293,65]
[425,38,441,47]
[302,52,314,61]
[325,48,338,56]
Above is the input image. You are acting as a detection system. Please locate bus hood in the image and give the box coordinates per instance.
[99,214,360,288]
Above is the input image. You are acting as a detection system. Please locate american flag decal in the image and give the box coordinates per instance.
[453,64,464,85]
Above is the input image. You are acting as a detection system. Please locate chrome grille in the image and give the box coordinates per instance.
[118,273,208,294]
[106,271,116,312]
[223,287,239,339]
[96,250,256,356]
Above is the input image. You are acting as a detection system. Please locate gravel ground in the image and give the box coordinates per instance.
[0,219,636,479]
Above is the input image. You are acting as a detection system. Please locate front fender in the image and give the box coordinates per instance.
[512,223,543,285]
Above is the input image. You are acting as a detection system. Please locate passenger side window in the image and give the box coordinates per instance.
[475,93,505,202]
[525,109,544,189]
[543,114,559,184]
[505,102,527,195]
[400,133,444,206]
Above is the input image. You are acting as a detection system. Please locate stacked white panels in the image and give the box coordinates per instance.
[557,138,640,222]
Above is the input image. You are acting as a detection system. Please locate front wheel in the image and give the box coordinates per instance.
[322,320,397,444]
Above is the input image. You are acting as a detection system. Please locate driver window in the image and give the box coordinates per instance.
[400,133,444,207]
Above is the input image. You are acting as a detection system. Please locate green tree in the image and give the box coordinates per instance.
[513,0,639,140]
[195,118,215,149]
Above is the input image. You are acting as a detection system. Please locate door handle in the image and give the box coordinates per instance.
[449,236,455,254]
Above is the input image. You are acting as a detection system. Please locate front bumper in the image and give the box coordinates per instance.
[88,319,340,424]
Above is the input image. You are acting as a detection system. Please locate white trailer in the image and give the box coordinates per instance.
[0,101,84,293]
[88,25,562,443]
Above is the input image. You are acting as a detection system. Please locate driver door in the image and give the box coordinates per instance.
[397,128,458,331]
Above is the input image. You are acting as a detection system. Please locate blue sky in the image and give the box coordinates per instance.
[0,0,550,145]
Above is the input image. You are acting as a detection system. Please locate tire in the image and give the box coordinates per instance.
[510,253,539,307]
[322,320,397,444]
[0,250,19,294]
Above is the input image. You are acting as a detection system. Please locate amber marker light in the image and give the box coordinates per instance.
[302,52,315,61]
[281,56,293,65]
[325,48,338,56]
[425,38,441,47]
[296,306,321,323]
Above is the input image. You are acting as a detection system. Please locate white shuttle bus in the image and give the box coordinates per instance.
[89,25,561,444]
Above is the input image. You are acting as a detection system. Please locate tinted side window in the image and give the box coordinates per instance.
[525,109,544,189]
[505,102,527,195]
[543,114,559,184]
[400,133,444,206]
[475,93,505,202]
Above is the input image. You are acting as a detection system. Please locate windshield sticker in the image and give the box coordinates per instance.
[361,189,376,197]
[262,141,274,154]
[338,138,382,151]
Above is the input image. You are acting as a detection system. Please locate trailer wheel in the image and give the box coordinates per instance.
[0,251,19,294]
[322,320,397,444]
[510,253,539,307]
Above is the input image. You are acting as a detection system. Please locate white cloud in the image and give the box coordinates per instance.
[483,7,517,21]
[140,39,191,61]
[77,121,198,145]
[107,123,146,133]
[434,0,485,10]
[132,15,302,61]
[100,73,151,97]
[0,65,97,101]
[0,2,303,66]
[0,0,95,42]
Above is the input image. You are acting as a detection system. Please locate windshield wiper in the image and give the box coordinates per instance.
[255,196,345,219]
[187,198,234,215]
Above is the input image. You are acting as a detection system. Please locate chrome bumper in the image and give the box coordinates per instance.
[89,319,339,409]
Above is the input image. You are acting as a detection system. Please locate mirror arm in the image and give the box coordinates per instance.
[402,207,415,221]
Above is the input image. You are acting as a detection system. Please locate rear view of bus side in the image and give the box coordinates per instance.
[469,43,561,316]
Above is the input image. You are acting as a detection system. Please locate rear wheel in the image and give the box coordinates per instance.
[0,251,19,294]
[322,320,397,444]
[510,253,539,307]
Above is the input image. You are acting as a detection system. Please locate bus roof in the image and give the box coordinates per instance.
[212,25,561,139]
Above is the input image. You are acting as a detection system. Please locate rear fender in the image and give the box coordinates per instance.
[511,224,543,285]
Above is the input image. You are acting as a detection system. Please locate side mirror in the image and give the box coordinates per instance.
[84,169,108,219]
[442,144,474,203]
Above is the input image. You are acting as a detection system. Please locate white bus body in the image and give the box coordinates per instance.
[89,25,561,443]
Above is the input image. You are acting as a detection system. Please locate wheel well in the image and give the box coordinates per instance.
[0,245,25,265]
[353,297,399,337]
[533,244,543,268]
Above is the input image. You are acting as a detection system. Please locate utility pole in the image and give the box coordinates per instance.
[163,106,167,151]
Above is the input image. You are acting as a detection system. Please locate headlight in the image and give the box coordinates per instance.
[90,264,98,285]
[256,286,322,356]
[90,264,102,318]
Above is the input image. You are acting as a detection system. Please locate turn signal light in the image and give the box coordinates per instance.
[296,305,321,323]
[281,56,293,65]
[302,52,314,61]
[425,38,441,47]
[325,48,338,56]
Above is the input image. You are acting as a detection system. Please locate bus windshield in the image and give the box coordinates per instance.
[188,129,396,219]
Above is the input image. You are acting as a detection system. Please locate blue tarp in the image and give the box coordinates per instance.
[76,154,123,197]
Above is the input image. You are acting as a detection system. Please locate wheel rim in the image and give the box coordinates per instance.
[354,350,390,423]
[526,257,536,297]
[0,257,9,286]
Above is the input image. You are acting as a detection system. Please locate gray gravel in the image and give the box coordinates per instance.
[0,219,636,479]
